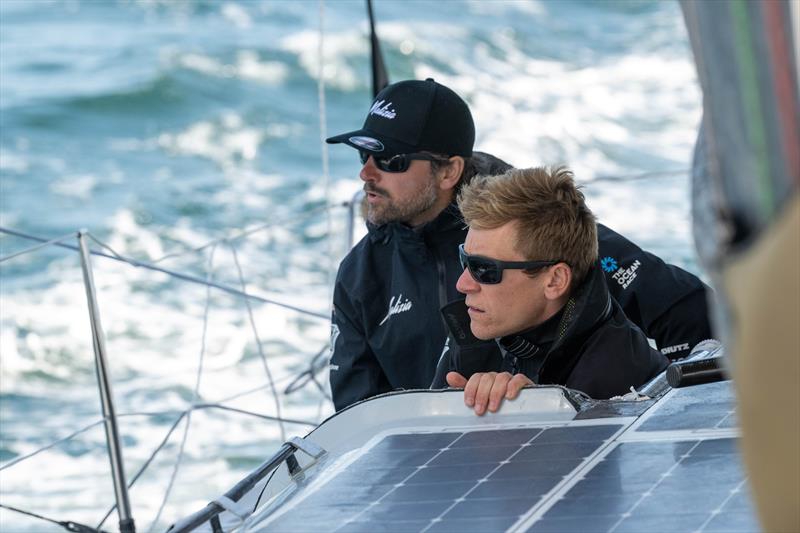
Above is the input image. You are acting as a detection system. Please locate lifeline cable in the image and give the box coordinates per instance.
[0,227,329,320]
[0,231,75,263]
[150,201,341,265]
[149,243,218,532]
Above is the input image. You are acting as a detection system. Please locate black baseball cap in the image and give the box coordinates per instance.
[326,78,474,158]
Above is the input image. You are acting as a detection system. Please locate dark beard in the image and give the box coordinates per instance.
[360,178,438,226]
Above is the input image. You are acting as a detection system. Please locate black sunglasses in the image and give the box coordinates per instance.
[459,244,561,284]
[359,151,444,173]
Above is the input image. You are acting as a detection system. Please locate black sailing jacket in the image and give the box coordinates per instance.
[330,206,710,410]
[431,266,670,399]
[330,205,465,411]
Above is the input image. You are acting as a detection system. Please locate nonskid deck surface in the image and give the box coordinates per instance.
[246,381,757,532]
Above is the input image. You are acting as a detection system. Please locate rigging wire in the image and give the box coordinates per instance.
[230,242,287,442]
[149,202,341,265]
[149,243,218,532]
[0,227,329,320]
[0,406,315,480]
[0,503,106,533]
[96,412,187,531]
[4,400,317,532]
[0,231,76,264]
[205,354,329,405]
[0,419,105,473]
[317,0,335,307]
[284,345,332,401]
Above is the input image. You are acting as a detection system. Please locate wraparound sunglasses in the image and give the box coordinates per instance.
[359,151,444,173]
[458,244,562,284]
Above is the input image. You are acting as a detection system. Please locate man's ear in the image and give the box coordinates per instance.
[543,263,572,300]
[438,156,464,191]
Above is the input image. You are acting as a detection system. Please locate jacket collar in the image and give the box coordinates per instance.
[367,203,465,244]
[498,307,563,360]
[536,265,614,382]
[496,266,612,368]
[550,265,613,352]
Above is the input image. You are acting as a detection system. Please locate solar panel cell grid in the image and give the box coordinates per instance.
[637,381,737,432]
[527,438,751,533]
[265,425,620,532]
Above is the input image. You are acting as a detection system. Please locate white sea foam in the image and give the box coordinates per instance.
[221,1,252,29]
[281,30,366,91]
[157,115,265,168]
[0,148,29,173]
[177,51,289,85]
[49,173,98,200]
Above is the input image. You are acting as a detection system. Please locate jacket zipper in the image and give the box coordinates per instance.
[433,247,449,312]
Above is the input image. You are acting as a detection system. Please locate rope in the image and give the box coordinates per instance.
[230,243,286,442]
[0,227,330,320]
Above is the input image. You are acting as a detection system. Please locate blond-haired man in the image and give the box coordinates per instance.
[432,167,669,414]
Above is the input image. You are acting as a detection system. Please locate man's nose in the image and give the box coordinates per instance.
[359,156,379,182]
[456,267,480,294]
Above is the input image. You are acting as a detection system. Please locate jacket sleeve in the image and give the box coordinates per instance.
[329,283,389,411]
[565,307,669,399]
[597,224,714,358]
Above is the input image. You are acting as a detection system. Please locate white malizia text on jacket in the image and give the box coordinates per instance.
[379,294,413,325]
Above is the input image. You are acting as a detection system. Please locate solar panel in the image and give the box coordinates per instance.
[244,381,759,532]
[261,424,623,532]
[511,380,756,532]
[522,438,758,533]
[635,380,737,432]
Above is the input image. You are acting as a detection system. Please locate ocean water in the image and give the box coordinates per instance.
[0,0,702,531]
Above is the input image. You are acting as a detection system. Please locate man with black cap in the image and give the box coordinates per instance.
[326,78,712,411]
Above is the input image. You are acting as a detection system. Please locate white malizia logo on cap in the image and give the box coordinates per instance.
[369,99,396,119]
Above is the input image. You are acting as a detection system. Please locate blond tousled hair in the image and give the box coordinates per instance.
[457,166,598,287]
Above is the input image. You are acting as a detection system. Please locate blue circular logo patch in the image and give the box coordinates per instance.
[600,256,619,273]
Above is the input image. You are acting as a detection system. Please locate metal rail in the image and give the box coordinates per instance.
[167,437,326,533]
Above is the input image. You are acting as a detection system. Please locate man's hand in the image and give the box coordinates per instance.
[446,371,534,415]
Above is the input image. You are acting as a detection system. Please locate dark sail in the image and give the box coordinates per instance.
[366,0,389,98]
